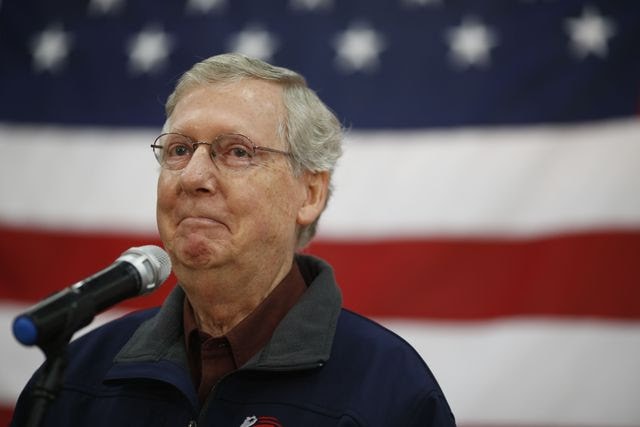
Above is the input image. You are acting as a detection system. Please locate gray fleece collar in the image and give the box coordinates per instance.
[114,254,342,371]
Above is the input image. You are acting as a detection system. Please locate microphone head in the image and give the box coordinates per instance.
[117,245,172,294]
[12,245,172,348]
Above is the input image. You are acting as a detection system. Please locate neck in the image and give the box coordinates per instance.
[177,255,294,337]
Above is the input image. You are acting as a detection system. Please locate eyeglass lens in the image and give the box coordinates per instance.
[153,133,256,171]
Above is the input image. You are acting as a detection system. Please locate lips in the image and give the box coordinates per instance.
[178,216,225,229]
[171,199,231,232]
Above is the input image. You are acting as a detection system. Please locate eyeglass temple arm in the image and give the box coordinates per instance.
[256,146,292,156]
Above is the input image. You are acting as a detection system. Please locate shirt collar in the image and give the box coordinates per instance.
[182,261,307,369]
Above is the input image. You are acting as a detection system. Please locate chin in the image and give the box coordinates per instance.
[172,237,229,270]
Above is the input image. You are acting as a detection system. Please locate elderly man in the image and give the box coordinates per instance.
[12,54,455,426]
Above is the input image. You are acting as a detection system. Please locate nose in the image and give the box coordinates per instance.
[178,145,218,194]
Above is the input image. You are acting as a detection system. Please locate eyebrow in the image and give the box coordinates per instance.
[169,128,250,140]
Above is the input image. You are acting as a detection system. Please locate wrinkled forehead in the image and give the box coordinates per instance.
[163,79,287,139]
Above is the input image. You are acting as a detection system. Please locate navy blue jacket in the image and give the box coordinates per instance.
[12,255,455,426]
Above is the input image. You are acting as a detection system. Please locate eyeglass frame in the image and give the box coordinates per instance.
[150,132,292,171]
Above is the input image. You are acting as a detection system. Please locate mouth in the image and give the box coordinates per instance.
[179,216,224,227]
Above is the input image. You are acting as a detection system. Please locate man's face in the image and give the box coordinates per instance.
[156,79,309,277]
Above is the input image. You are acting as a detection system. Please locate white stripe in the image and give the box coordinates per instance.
[1,119,639,237]
[0,124,159,234]
[2,302,639,425]
[323,118,640,238]
[381,317,640,426]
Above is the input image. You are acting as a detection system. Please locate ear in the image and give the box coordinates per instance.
[297,171,330,226]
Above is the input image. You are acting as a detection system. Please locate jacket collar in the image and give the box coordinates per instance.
[112,254,342,371]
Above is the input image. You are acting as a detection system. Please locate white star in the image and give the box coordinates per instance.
[30,23,73,73]
[565,5,615,59]
[333,22,386,74]
[127,25,174,75]
[445,16,498,69]
[88,0,124,15]
[186,0,226,14]
[401,0,441,7]
[289,0,332,11]
[227,25,279,62]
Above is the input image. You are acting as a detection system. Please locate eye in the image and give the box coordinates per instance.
[162,134,193,158]
[165,141,193,158]
[217,135,255,167]
[228,145,252,159]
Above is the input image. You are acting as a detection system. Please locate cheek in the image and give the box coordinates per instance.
[250,177,303,230]
[157,171,180,206]
[156,174,177,236]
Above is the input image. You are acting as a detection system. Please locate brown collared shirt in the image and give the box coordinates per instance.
[183,262,307,405]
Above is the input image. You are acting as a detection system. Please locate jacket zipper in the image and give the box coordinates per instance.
[196,361,325,424]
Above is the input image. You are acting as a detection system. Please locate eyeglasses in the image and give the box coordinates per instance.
[151,132,291,171]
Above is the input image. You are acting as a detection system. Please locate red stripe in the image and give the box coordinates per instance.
[307,232,640,319]
[0,225,172,308]
[0,407,12,425]
[1,225,639,319]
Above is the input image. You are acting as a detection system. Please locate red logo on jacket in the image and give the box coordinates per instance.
[240,415,284,427]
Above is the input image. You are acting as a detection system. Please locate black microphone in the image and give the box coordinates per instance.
[12,245,172,348]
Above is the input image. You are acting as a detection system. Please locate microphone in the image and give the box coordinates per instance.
[12,245,172,348]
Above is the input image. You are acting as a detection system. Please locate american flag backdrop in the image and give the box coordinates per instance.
[1,0,639,425]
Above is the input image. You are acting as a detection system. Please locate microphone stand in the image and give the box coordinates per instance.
[24,342,69,427]
[23,299,95,427]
